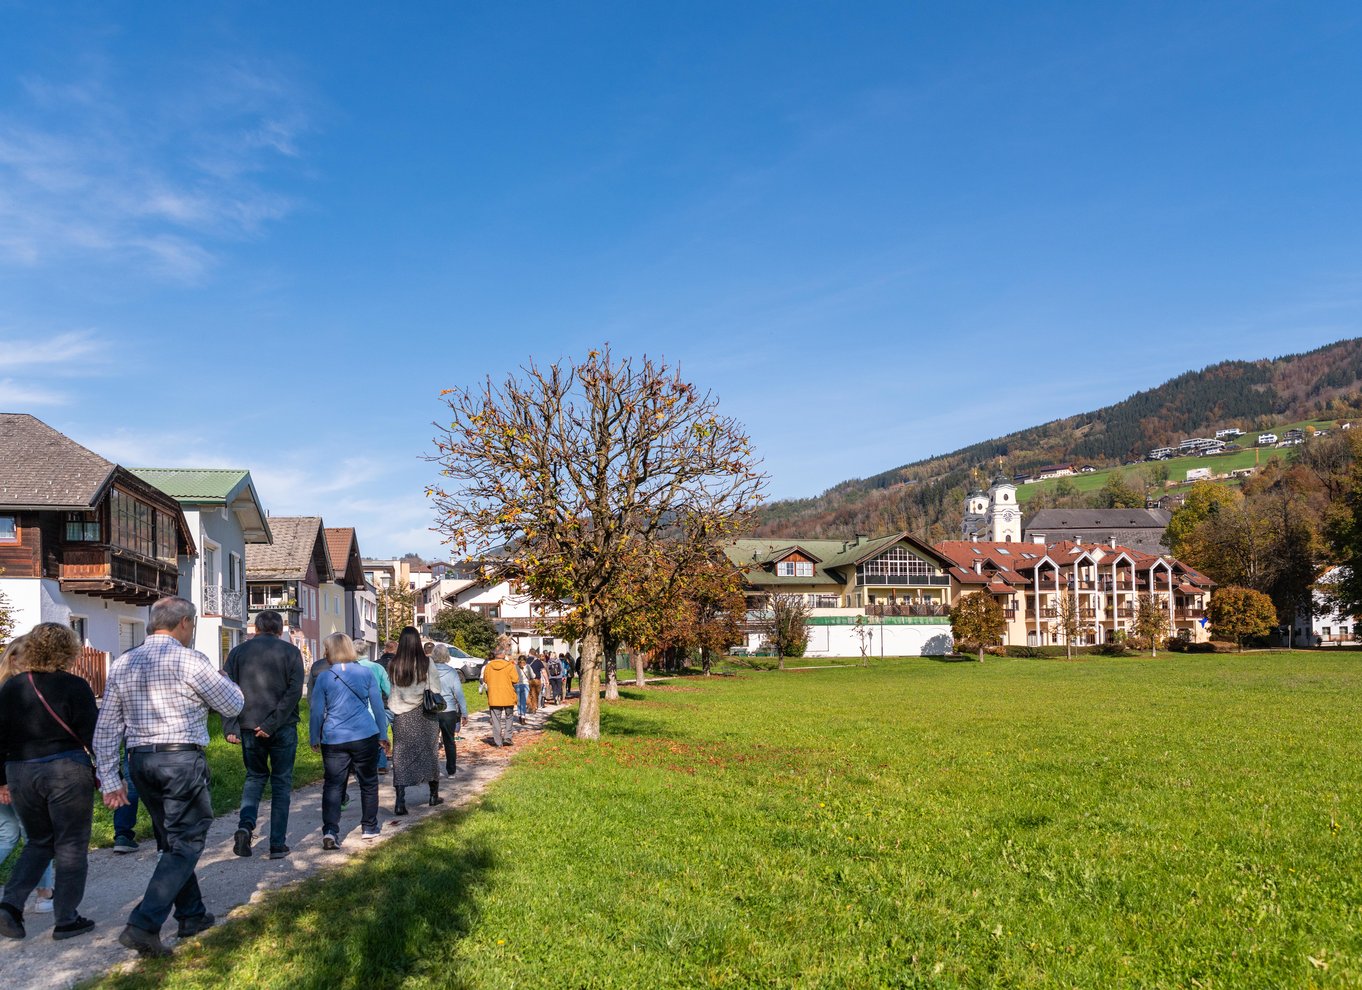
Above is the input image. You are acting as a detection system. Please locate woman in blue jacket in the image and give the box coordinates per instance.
[310,634,390,849]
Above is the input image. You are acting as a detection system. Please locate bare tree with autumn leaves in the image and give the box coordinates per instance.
[429,346,765,740]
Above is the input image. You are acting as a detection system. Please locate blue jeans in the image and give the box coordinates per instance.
[321,736,380,836]
[0,801,55,891]
[127,750,212,933]
[1,758,94,925]
[112,753,140,841]
[237,724,298,851]
[515,683,528,717]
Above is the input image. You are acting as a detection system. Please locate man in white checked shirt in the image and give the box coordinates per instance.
[93,597,244,959]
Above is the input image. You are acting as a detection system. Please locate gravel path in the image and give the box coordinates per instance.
[1,701,565,990]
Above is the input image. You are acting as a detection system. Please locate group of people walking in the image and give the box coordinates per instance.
[0,598,534,959]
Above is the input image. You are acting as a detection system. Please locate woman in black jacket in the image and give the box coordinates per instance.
[0,623,98,941]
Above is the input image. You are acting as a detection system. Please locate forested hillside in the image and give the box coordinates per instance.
[756,338,1362,541]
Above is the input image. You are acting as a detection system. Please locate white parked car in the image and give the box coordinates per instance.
[443,644,487,682]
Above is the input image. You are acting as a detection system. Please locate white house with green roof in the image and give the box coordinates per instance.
[130,468,272,666]
[725,533,959,657]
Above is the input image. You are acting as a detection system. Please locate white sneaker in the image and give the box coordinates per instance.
[34,896,54,914]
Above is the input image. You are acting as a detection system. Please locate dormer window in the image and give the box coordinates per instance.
[776,561,814,577]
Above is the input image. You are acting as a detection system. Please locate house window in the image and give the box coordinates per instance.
[796,562,814,577]
[118,619,145,656]
[859,547,936,581]
[204,544,219,587]
[155,510,177,562]
[110,491,154,557]
[64,512,100,541]
[228,553,242,591]
[776,562,796,576]
[0,515,15,543]
[70,616,88,645]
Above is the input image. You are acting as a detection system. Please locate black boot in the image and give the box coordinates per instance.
[429,781,444,807]
[394,785,408,816]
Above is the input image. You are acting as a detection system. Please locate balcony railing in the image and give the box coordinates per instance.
[867,601,949,618]
[1175,609,1206,619]
[59,547,178,604]
[1002,608,1018,619]
[204,586,246,621]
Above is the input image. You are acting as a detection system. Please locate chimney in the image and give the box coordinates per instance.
[1109,535,1117,548]
[841,541,849,553]
[973,560,982,574]
[1074,537,1082,545]
[854,532,866,546]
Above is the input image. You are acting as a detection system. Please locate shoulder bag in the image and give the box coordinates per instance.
[27,672,100,787]
[421,665,447,717]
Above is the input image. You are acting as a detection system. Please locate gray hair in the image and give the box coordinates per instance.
[430,642,450,663]
[254,610,284,636]
[149,596,196,633]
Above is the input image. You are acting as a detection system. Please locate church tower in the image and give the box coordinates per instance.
[962,485,990,539]
[986,475,1021,543]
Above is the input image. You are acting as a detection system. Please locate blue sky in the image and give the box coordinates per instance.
[2,1,1360,557]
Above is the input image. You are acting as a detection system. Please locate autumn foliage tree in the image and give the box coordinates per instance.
[374,583,416,643]
[760,592,810,666]
[1131,592,1170,657]
[1049,591,1090,659]
[949,592,1005,662]
[1207,586,1277,652]
[429,345,765,740]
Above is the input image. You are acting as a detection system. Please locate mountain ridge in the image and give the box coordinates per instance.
[754,337,1362,541]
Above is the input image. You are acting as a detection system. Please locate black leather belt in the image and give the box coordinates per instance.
[129,743,204,754]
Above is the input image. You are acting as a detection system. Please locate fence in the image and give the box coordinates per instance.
[71,646,110,697]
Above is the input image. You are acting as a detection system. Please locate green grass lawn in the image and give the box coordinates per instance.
[89,653,1361,989]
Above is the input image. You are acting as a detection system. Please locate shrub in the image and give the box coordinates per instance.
[1209,641,1239,653]
[1092,642,1132,657]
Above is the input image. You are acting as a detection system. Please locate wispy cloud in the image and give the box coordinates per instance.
[0,59,312,281]
[0,328,113,406]
[0,329,108,368]
[0,378,70,406]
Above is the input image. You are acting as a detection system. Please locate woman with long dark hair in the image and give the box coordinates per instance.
[385,627,443,815]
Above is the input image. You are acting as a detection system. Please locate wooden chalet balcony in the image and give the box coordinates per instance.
[498,614,568,632]
[1176,608,1206,619]
[59,547,178,605]
[1002,608,1018,619]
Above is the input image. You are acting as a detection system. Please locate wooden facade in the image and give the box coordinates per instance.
[0,470,193,606]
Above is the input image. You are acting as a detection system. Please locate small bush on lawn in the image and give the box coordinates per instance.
[1092,641,1132,657]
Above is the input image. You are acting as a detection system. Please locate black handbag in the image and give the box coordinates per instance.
[422,688,448,717]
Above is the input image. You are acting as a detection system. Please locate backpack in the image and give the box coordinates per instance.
[548,657,562,677]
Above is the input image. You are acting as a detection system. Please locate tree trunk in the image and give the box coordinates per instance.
[1065,638,1073,660]
[604,642,620,701]
[702,647,712,676]
[978,645,984,663]
[575,626,603,741]
[778,653,785,671]
[633,651,646,687]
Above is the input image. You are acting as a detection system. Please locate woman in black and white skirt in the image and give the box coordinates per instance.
[385,627,443,815]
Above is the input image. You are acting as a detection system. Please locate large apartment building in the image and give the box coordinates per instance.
[732,485,1213,656]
